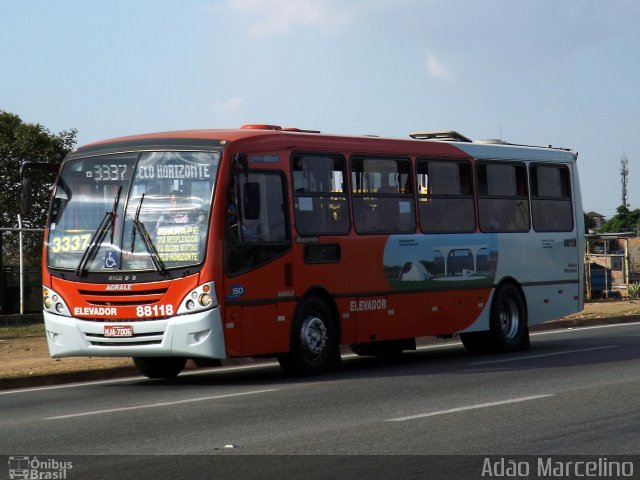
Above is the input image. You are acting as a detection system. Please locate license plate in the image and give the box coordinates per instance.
[104,325,133,337]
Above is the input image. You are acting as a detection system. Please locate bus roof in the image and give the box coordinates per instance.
[73,125,576,163]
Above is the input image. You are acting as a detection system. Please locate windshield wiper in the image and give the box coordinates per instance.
[76,185,122,276]
[131,194,166,274]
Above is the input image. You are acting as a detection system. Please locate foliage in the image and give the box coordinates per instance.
[628,282,640,300]
[0,111,77,264]
[584,212,597,233]
[598,205,640,234]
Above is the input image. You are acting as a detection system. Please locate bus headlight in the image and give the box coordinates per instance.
[199,293,213,307]
[43,286,71,317]
[178,281,217,315]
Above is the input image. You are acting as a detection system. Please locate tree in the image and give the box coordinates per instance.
[0,111,77,264]
[584,212,597,233]
[598,205,640,234]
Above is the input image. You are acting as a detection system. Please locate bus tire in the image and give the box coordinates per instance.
[277,297,339,376]
[132,356,187,379]
[489,284,530,352]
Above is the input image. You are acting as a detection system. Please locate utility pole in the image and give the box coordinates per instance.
[621,154,629,207]
[17,214,24,315]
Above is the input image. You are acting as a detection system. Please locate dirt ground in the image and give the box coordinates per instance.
[0,323,135,382]
[1,300,640,388]
[560,299,640,321]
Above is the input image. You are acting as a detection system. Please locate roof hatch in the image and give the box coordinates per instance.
[409,130,472,142]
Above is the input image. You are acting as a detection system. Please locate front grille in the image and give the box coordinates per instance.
[76,286,168,306]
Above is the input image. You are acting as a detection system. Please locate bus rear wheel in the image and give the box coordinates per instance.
[278,297,339,376]
[489,284,530,352]
[133,357,187,379]
[460,284,529,354]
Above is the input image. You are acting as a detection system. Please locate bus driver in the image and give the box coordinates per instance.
[157,190,190,227]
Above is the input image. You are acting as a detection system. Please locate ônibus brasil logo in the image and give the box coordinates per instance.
[8,456,73,479]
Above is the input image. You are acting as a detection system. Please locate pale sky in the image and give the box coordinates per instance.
[2,0,639,217]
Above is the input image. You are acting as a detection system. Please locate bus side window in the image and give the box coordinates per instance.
[225,172,290,275]
[292,154,350,235]
[530,165,573,232]
[351,157,415,234]
[416,160,475,233]
[477,163,530,232]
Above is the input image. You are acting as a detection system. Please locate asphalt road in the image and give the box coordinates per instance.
[2,323,640,479]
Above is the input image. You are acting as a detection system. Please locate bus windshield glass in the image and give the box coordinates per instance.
[46,150,220,273]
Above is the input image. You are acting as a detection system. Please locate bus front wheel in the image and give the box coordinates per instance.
[278,297,339,376]
[133,357,187,379]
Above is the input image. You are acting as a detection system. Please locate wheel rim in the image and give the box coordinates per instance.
[499,296,520,339]
[299,314,328,360]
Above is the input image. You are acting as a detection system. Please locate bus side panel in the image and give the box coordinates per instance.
[222,304,243,357]
[351,296,388,343]
[297,233,497,341]
[384,289,491,338]
[294,236,391,344]
[222,254,295,357]
[524,281,582,326]
[336,297,357,344]
[382,232,497,336]
[223,302,293,357]
[571,161,585,311]
[492,231,581,327]
[240,303,289,356]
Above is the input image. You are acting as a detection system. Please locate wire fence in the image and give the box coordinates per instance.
[0,222,45,315]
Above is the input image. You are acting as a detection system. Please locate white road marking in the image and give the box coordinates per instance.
[0,376,145,396]
[0,363,280,396]
[470,345,619,365]
[44,388,279,420]
[386,394,554,422]
[531,321,640,336]
[1,321,638,396]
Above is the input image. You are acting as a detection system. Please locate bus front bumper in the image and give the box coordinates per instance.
[43,307,227,359]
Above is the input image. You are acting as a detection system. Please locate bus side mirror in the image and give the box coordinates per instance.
[20,161,60,215]
[232,153,249,178]
[21,178,32,215]
[243,182,260,220]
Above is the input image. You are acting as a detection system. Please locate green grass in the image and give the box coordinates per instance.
[0,323,45,339]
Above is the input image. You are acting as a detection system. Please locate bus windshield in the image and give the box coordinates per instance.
[46,150,220,273]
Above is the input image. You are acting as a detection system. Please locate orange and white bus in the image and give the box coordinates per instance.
[40,125,583,378]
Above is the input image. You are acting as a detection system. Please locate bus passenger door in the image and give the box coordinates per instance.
[223,170,292,356]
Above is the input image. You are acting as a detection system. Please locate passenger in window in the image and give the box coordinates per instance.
[508,201,529,231]
[508,178,529,230]
[486,200,528,231]
[157,190,190,227]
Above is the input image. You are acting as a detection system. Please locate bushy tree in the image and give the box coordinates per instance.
[598,205,640,234]
[584,212,596,233]
[0,111,77,264]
